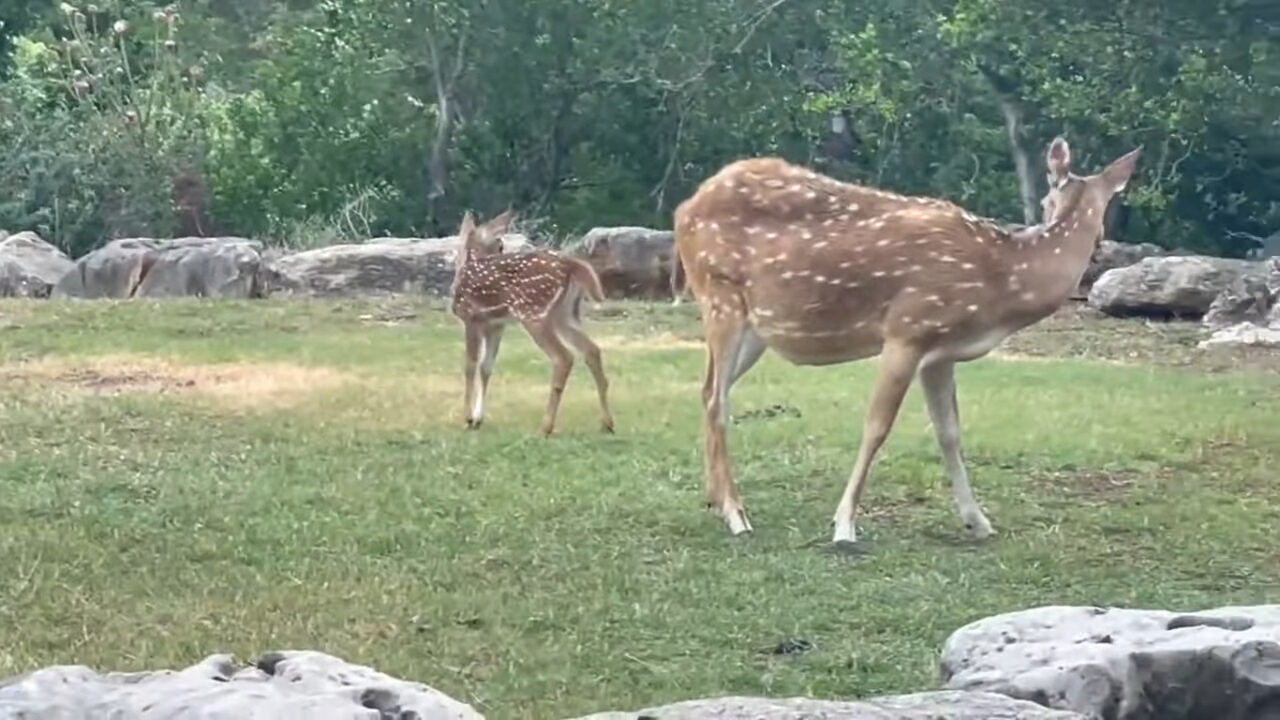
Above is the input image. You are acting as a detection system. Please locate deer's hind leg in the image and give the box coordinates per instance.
[555,296,615,434]
[522,316,576,437]
[700,301,766,535]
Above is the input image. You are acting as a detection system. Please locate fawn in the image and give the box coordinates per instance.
[449,210,615,436]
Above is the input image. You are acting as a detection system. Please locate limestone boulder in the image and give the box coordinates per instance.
[0,232,74,298]
[566,226,676,300]
[53,237,266,299]
[1198,322,1280,350]
[1077,240,1168,295]
[266,234,531,297]
[1088,256,1271,318]
[568,692,1084,720]
[1200,257,1280,330]
[940,604,1280,720]
[0,650,482,719]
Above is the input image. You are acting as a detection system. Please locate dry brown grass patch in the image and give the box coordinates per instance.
[0,354,354,410]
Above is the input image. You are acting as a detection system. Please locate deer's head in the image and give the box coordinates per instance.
[1040,137,1141,232]
[458,209,516,262]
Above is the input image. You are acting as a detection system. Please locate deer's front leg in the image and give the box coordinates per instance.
[832,340,920,545]
[919,360,994,539]
[463,322,483,429]
[469,325,505,429]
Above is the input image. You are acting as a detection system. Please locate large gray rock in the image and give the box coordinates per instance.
[940,605,1280,720]
[1077,240,1168,295]
[567,226,676,300]
[569,692,1084,719]
[1201,258,1279,330]
[1198,322,1280,350]
[1088,256,1272,318]
[0,232,74,298]
[0,651,482,719]
[266,234,530,297]
[53,237,266,299]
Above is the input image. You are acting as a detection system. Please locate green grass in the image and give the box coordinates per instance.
[1,297,1279,718]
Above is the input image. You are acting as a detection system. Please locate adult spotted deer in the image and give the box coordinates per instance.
[450,210,615,436]
[674,137,1140,543]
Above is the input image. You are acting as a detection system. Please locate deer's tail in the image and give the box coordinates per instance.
[564,256,606,302]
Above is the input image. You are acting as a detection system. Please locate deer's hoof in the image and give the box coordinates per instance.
[723,507,753,536]
[963,512,995,540]
[965,523,996,540]
[831,519,858,545]
[465,418,482,431]
[601,419,616,434]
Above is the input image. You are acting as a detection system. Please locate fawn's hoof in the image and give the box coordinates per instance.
[465,418,483,430]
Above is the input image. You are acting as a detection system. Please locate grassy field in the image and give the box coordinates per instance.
[1,297,1279,718]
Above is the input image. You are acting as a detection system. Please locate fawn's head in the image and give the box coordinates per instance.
[457,209,516,261]
[1040,137,1141,230]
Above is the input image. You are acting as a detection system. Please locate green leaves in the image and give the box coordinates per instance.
[0,0,1276,255]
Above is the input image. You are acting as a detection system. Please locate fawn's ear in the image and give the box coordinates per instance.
[485,208,515,236]
[458,211,477,241]
[1100,146,1142,194]
[1046,136,1071,186]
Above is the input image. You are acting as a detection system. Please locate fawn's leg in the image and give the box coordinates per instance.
[523,319,575,437]
[469,324,505,429]
[557,320,615,433]
[831,340,921,544]
[463,322,483,429]
[702,310,766,535]
[919,360,994,538]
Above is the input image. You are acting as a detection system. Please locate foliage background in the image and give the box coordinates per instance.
[1,0,1277,258]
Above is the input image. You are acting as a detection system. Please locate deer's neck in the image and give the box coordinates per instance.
[449,250,475,305]
[452,248,474,285]
[1009,202,1104,305]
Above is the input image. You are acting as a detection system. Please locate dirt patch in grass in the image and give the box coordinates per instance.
[1029,467,1140,505]
[0,354,354,410]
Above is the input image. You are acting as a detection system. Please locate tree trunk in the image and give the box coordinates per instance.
[997,97,1037,225]
[979,64,1037,225]
[427,94,453,202]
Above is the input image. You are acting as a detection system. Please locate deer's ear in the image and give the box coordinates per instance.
[486,208,515,236]
[1046,136,1071,185]
[458,211,477,240]
[1100,146,1141,194]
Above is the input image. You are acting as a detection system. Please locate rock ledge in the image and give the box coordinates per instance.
[941,604,1280,720]
[0,650,482,720]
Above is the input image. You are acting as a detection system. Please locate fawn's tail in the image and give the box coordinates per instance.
[564,257,606,302]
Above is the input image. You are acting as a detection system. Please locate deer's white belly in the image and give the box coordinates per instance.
[923,326,1014,365]
[752,319,884,366]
